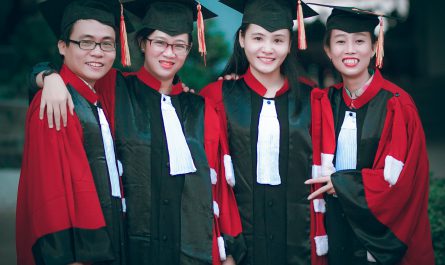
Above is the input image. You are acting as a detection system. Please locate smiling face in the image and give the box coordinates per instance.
[324,29,376,81]
[141,30,190,84]
[239,24,291,79]
[58,19,116,87]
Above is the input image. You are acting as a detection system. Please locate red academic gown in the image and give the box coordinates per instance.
[95,68,242,265]
[310,69,435,265]
[16,66,115,265]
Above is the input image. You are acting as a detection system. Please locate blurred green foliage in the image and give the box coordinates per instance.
[1,13,60,99]
[179,19,231,91]
[429,177,445,264]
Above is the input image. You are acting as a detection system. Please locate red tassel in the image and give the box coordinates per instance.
[375,17,384,69]
[297,0,307,50]
[197,2,207,65]
[120,3,131,67]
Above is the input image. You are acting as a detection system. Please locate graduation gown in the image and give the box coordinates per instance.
[16,65,126,265]
[94,67,242,265]
[200,68,315,265]
[310,69,435,265]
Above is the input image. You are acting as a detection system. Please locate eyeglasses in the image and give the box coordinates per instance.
[146,39,191,55]
[69,39,116,52]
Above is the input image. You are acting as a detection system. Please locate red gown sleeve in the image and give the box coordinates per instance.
[202,82,243,263]
[16,92,112,265]
[360,96,434,264]
[331,95,435,264]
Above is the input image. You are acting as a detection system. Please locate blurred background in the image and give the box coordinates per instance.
[1,0,444,264]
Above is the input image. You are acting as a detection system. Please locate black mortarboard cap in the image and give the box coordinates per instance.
[306,3,390,33]
[219,0,318,32]
[38,0,121,38]
[307,3,395,68]
[133,0,216,36]
[39,0,136,67]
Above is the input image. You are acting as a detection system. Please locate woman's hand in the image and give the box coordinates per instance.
[305,176,336,200]
[38,73,74,130]
[181,82,195,93]
[218,73,240,81]
[222,255,236,265]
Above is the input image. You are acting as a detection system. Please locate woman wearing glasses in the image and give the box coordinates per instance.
[31,1,242,265]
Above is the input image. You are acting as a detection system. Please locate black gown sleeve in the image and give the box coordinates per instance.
[29,62,58,104]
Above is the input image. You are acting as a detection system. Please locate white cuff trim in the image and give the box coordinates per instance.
[117,160,123,176]
[313,199,326,213]
[218,236,227,261]
[321,153,336,176]
[213,201,220,218]
[312,165,322,179]
[367,251,377,262]
[224,155,235,187]
[384,155,404,186]
[210,168,217,185]
[315,235,328,256]
[121,198,126,213]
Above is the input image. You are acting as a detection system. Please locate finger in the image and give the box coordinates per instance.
[224,74,233,80]
[182,84,190,92]
[307,185,331,200]
[327,188,336,195]
[54,105,61,131]
[217,76,223,80]
[190,89,195,94]
[68,95,75,116]
[60,102,68,128]
[39,99,46,120]
[304,176,329,185]
[326,186,336,195]
[46,104,54,129]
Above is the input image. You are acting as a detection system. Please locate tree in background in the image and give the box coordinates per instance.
[180,19,231,92]
[0,1,61,100]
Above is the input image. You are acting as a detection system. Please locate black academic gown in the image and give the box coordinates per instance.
[313,69,434,265]
[201,68,315,265]
[98,67,214,265]
[17,65,126,265]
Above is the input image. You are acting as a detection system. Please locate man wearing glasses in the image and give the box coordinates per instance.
[16,0,128,264]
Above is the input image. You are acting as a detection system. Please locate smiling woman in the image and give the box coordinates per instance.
[199,1,320,264]
[307,3,435,265]
[137,29,190,89]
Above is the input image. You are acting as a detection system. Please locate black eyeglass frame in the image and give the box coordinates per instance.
[68,39,116,52]
[145,38,192,55]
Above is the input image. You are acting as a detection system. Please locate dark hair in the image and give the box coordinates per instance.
[59,23,75,46]
[59,20,118,53]
[136,27,193,52]
[323,28,377,47]
[58,23,75,60]
[222,23,301,99]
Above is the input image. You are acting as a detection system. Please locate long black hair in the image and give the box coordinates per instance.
[222,23,301,99]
